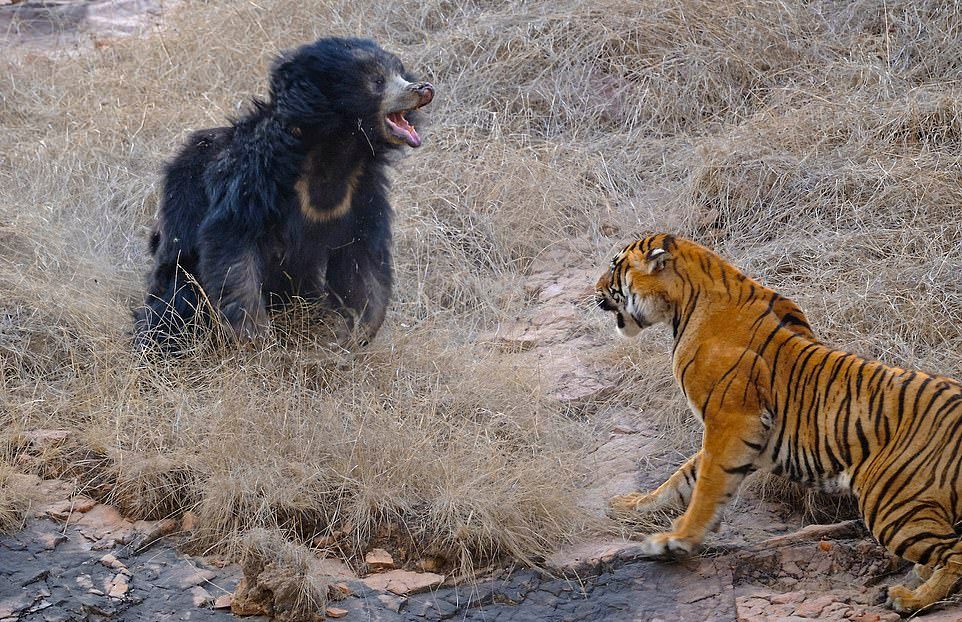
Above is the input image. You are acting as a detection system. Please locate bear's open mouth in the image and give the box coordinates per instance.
[385,110,421,147]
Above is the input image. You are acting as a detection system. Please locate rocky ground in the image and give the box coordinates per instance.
[5,249,962,621]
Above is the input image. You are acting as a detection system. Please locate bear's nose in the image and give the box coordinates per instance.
[413,82,434,107]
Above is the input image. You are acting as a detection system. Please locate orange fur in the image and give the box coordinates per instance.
[597,234,962,614]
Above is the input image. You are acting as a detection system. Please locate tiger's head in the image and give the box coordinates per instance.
[595,233,679,338]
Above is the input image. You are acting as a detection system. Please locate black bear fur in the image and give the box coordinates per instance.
[134,37,433,350]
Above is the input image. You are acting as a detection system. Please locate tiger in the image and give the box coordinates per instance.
[595,233,962,614]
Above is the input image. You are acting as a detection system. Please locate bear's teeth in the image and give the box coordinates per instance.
[386,111,421,147]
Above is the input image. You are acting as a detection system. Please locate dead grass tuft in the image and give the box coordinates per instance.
[0,463,36,533]
[234,528,329,621]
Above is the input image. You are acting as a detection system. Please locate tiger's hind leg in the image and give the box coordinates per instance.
[879,508,962,613]
[887,561,962,614]
[609,451,701,516]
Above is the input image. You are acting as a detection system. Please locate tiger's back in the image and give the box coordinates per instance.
[596,233,962,614]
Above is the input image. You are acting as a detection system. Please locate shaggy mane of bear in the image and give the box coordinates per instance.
[135,37,434,350]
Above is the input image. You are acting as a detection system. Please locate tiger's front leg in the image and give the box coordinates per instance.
[609,451,701,516]
[639,412,769,558]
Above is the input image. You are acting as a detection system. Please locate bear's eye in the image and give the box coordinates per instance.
[374,76,385,88]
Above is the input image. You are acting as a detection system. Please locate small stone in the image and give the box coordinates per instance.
[133,517,178,550]
[231,579,270,616]
[72,496,96,513]
[311,557,357,580]
[74,504,125,530]
[39,500,74,520]
[362,570,444,595]
[39,532,67,551]
[75,575,94,590]
[794,595,836,618]
[325,607,349,618]
[376,594,404,613]
[99,553,126,570]
[107,574,129,599]
[818,540,832,552]
[771,591,805,605]
[365,548,395,571]
[190,586,212,607]
[212,594,232,609]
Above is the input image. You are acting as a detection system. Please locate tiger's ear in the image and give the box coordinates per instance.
[637,247,670,274]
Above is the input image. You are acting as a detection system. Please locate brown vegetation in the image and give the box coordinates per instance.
[1,0,960,579]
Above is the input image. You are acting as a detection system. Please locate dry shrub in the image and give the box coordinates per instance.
[0,463,36,533]
[234,528,329,621]
[2,0,962,568]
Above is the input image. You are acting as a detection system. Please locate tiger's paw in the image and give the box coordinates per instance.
[885,583,924,614]
[608,492,656,516]
[639,532,696,559]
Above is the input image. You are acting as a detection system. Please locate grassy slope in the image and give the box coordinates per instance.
[1,0,960,572]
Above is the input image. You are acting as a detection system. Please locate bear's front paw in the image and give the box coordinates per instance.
[639,532,695,559]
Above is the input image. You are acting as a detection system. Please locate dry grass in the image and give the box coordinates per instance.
[0,464,36,533]
[1,0,961,576]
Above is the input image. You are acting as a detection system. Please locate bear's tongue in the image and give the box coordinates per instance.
[386,111,421,147]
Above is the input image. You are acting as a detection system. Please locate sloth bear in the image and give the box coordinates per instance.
[134,37,434,349]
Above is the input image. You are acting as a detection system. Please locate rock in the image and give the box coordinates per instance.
[190,586,212,607]
[174,568,216,589]
[75,575,94,590]
[132,517,178,551]
[0,592,36,618]
[38,500,74,521]
[771,591,805,605]
[72,504,127,535]
[107,574,129,599]
[310,557,356,581]
[230,578,271,616]
[71,496,96,513]
[38,532,67,550]
[818,540,832,552]
[212,594,232,609]
[364,548,395,571]
[362,570,444,595]
[325,607,349,618]
[99,553,126,570]
[793,595,836,618]
[377,594,405,613]
[332,582,352,598]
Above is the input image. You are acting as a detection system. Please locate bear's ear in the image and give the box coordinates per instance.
[268,51,297,99]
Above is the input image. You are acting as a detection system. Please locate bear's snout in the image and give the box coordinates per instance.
[413,82,434,108]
